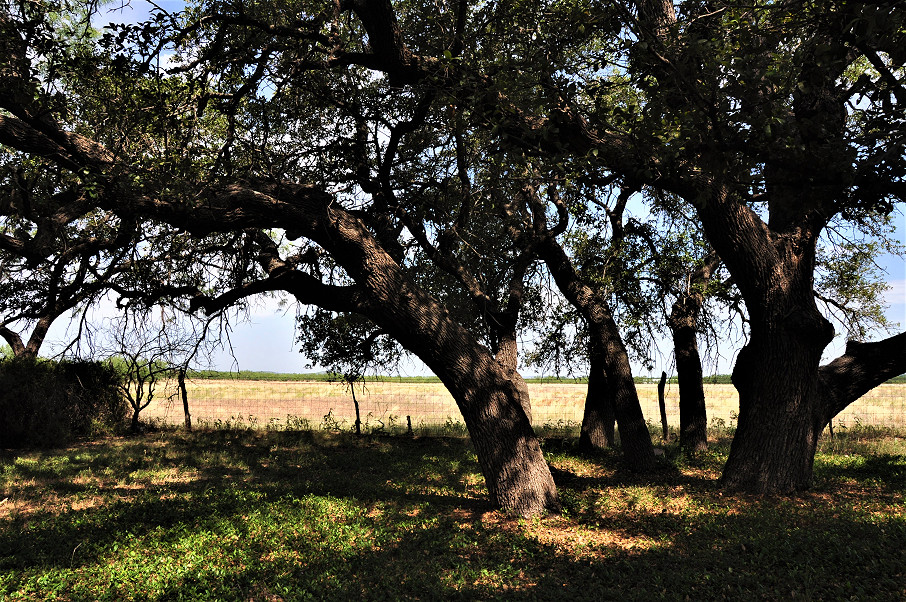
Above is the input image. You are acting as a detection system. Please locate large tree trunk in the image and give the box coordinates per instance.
[694,191,838,492]
[721,308,836,492]
[431,351,557,515]
[700,203,906,493]
[247,192,561,516]
[579,338,616,451]
[362,291,557,515]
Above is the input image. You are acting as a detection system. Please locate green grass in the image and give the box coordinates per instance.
[1,428,904,600]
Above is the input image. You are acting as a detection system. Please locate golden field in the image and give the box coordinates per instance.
[141,379,906,431]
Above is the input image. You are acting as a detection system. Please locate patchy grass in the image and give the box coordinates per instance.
[1,429,904,600]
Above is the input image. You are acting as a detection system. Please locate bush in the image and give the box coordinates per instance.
[0,357,128,448]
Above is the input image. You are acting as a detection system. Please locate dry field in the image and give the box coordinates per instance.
[141,379,906,432]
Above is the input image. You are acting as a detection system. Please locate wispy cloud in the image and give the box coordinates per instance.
[884,279,906,306]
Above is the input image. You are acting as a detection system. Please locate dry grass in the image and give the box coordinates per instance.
[141,379,906,431]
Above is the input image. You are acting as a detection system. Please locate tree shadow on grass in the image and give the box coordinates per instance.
[813,453,906,493]
[79,497,904,601]
[1,432,904,600]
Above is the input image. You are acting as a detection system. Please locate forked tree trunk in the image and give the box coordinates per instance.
[0,319,51,360]
[713,294,906,494]
[687,182,839,492]
[579,340,616,451]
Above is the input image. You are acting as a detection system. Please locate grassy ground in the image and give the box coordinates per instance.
[1,427,904,601]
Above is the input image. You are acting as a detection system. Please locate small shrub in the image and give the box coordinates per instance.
[0,356,127,447]
[321,410,346,432]
[440,416,468,436]
[285,415,312,431]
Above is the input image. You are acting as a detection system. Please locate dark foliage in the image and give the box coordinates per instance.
[0,357,127,448]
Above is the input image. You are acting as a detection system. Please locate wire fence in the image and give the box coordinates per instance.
[141,379,906,434]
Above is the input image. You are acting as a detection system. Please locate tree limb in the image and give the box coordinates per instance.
[819,331,906,419]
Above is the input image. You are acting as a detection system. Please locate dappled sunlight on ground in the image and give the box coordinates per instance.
[1,429,904,600]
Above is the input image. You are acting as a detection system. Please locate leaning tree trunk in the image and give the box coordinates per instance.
[492,314,532,423]
[368,294,558,515]
[431,352,558,514]
[579,338,616,451]
[272,196,561,516]
[818,333,906,428]
[537,236,656,471]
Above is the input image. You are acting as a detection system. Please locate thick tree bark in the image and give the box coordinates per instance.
[695,190,838,492]
[360,292,556,515]
[579,338,616,451]
[721,320,833,493]
[700,195,906,493]
[493,324,532,424]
